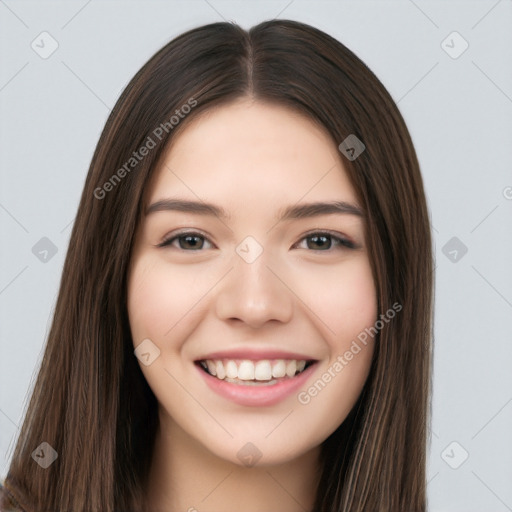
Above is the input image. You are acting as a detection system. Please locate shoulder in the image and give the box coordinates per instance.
[0,479,27,512]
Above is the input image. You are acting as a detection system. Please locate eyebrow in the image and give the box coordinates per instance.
[145,198,363,221]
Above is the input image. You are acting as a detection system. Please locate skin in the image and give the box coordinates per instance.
[127,98,377,512]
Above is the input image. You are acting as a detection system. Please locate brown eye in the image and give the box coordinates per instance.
[306,234,332,250]
[295,232,356,251]
[158,232,213,251]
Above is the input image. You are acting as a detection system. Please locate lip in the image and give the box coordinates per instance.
[195,360,318,407]
[195,348,315,361]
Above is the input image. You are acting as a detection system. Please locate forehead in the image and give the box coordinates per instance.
[146,99,358,211]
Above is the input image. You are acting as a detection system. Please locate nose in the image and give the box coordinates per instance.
[214,249,294,329]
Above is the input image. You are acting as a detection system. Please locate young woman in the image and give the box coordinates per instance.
[0,19,433,512]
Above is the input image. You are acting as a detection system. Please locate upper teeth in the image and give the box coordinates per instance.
[200,359,307,381]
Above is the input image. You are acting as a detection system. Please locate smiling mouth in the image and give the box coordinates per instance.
[195,358,316,386]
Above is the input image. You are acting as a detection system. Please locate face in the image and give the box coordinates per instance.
[127,98,377,467]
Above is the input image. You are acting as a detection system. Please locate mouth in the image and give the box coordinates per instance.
[195,358,317,386]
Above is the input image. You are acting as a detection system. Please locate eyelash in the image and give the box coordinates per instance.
[157,230,356,252]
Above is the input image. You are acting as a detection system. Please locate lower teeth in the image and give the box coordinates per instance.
[223,377,280,386]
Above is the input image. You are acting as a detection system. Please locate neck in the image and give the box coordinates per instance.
[146,413,322,512]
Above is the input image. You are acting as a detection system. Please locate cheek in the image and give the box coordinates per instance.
[127,256,198,345]
[288,256,377,398]
[290,258,377,432]
[127,254,229,359]
[291,256,377,346]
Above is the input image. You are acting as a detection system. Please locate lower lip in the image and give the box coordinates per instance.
[195,362,317,407]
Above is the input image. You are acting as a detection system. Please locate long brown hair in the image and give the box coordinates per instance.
[1,20,433,512]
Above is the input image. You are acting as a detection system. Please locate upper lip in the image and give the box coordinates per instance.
[195,348,317,362]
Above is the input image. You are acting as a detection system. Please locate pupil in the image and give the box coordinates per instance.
[310,235,330,250]
[182,235,202,249]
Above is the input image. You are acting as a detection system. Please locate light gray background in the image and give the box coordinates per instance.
[1,1,511,510]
